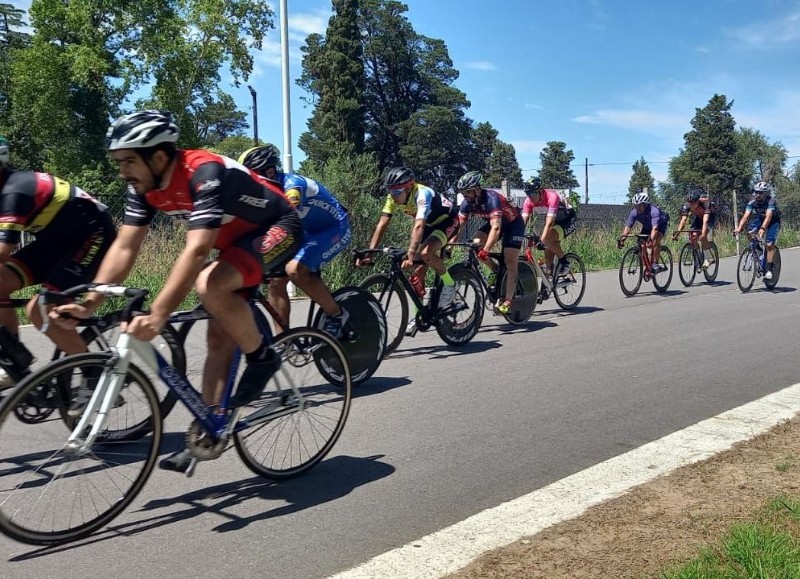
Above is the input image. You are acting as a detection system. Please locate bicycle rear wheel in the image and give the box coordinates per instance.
[678,243,697,287]
[618,247,642,296]
[702,242,720,283]
[652,246,673,293]
[736,248,757,292]
[435,264,484,345]
[0,353,161,545]
[499,260,537,324]
[234,328,351,479]
[764,247,781,289]
[553,253,586,310]
[358,273,408,356]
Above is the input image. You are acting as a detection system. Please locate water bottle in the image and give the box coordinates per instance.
[409,274,426,298]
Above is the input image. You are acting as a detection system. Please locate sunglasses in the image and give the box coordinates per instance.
[389,186,409,196]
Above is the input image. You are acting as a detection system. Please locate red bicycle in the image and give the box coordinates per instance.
[618,234,673,296]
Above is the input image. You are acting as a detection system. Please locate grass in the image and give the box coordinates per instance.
[660,496,800,578]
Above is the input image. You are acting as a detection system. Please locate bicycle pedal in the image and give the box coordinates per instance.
[185,458,198,478]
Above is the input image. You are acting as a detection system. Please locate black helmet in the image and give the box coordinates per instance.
[523,176,542,195]
[383,166,414,188]
[686,188,704,202]
[238,144,281,172]
[456,170,483,191]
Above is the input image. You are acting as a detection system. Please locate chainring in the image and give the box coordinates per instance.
[185,420,228,461]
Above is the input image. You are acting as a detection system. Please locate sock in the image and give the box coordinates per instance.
[440,270,454,286]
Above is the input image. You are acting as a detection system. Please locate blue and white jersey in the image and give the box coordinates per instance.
[280,173,348,233]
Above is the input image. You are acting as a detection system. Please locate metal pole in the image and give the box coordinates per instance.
[733,189,740,256]
[280,0,293,173]
[584,157,589,204]
[247,85,258,146]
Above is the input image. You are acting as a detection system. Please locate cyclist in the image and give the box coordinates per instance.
[672,188,717,269]
[520,176,578,276]
[357,167,459,313]
[452,170,524,315]
[238,144,351,336]
[734,181,781,280]
[51,110,302,473]
[618,191,669,273]
[0,135,116,390]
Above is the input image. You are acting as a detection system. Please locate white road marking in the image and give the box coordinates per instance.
[331,382,800,578]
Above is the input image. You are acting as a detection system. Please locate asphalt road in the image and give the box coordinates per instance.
[2,247,798,578]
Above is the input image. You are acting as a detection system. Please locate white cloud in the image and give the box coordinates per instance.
[464,61,497,71]
[572,110,688,135]
[511,140,549,155]
[725,7,800,47]
[255,8,330,70]
[524,102,543,110]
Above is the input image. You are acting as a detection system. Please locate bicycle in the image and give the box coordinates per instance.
[178,273,385,387]
[0,295,184,434]
[618,234,674,296]
[452,242,538,325]
[735,231,781,292]
[0,283,352,546]
[522,234,586,310]
[675,229,719,286]
[356,246,484,351]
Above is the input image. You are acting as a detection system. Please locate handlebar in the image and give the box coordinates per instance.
[39,283,149,334]
[353,247,407,262]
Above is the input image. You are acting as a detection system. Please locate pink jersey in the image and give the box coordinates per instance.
[521,188,564,218]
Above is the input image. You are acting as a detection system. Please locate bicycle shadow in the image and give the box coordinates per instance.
[752,285,796,294]
[624,289,688,298]
[390,338,502,359]
[494,320,558,335]
[532,305,604,316]
[10,454,395,560]
[703,280,733,287]
[351,376,413,397]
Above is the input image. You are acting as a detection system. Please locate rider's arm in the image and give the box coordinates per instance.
[81,224,149,313]
[408,218,425,260]
[761,209,773,232]
[734,209,751,233]
[674,215,686,236]
[483,215,502,251]
[149,227,218,321]
[369,214,391,249]
[701,213,710,237]
[540,213,556,240]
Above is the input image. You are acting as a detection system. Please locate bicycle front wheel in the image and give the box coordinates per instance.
[0,353,161,545]
[359,273,408,356]
[553,253,586,310]
[499,260,538,325]
[618,247,643,296]
[764,247,781,289]
[703,242,720,283]
[652,246,673,293]
[435,264,485,345]
[234,328,351,479]
[737,248,757,292]
[678,243,697,287]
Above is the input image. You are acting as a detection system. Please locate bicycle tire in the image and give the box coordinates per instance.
[552,253,586,310]
[736,248,757,292]
[702,242,720,283]
[55,321,184,440]
[678,243,697,287]
[764,247,781,289]
[234,327,352,479]
[499,260,537,325]
[0,352,161,545]
[652,246,673,293]
[618,247,643,297]
[313,287,386,386]
[435,264,484,345]
[358,273,408,356]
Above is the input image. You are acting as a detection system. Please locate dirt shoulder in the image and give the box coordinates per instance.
[448,415,800,578]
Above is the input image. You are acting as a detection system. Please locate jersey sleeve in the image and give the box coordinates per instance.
[625,208,637,228]
[381,194,397,216]
[521,197,533,217]
[122,185,157,227]
[282,174,304,210]
[457,199,471,222]
[545,191,560,217]
[679,203,690,217]
[650,205,663,228]
[414,188,433,221]
[186,161,227,230]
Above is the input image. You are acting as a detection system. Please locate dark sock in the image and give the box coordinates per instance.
[245,343,275,364]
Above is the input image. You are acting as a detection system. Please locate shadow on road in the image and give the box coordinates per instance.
[11,454,394,559]
[753,285,796,294]
[390,338,502,359]
[532,305,604,317]
[351,375,413,397]
[623,288,688,298]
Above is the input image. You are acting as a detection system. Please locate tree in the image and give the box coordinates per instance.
[668,94,748,201]
[537,141,580,190]
[735,127,787,184]
[0,3,30,122]
[209,134,257,160]
[298,0,365,166]
[628,157,655,203]
[471,122,522,187]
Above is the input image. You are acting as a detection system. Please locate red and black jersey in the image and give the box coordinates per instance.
[123,149,295,231]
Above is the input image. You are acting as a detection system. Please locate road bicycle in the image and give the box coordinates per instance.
[453,242,538,325]
[735,231,781,292]
[0,295,184,434]
[675,229,719,286]
[0,283,352,546]
[356,246,484,353]
[522,234,586,310]
[178,274,385,387]
[618,234,674,296]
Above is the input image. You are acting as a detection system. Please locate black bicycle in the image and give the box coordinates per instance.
[356,247,484,353]
[675,229,719,286]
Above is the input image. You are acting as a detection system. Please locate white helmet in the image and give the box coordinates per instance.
[632,192,649,205]
[106,110,179,151]
[752,181,771,195]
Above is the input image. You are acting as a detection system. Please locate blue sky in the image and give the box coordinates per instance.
[10,0,800,203]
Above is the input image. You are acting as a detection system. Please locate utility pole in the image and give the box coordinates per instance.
[584,157,589,204]
[247,85,258,146]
